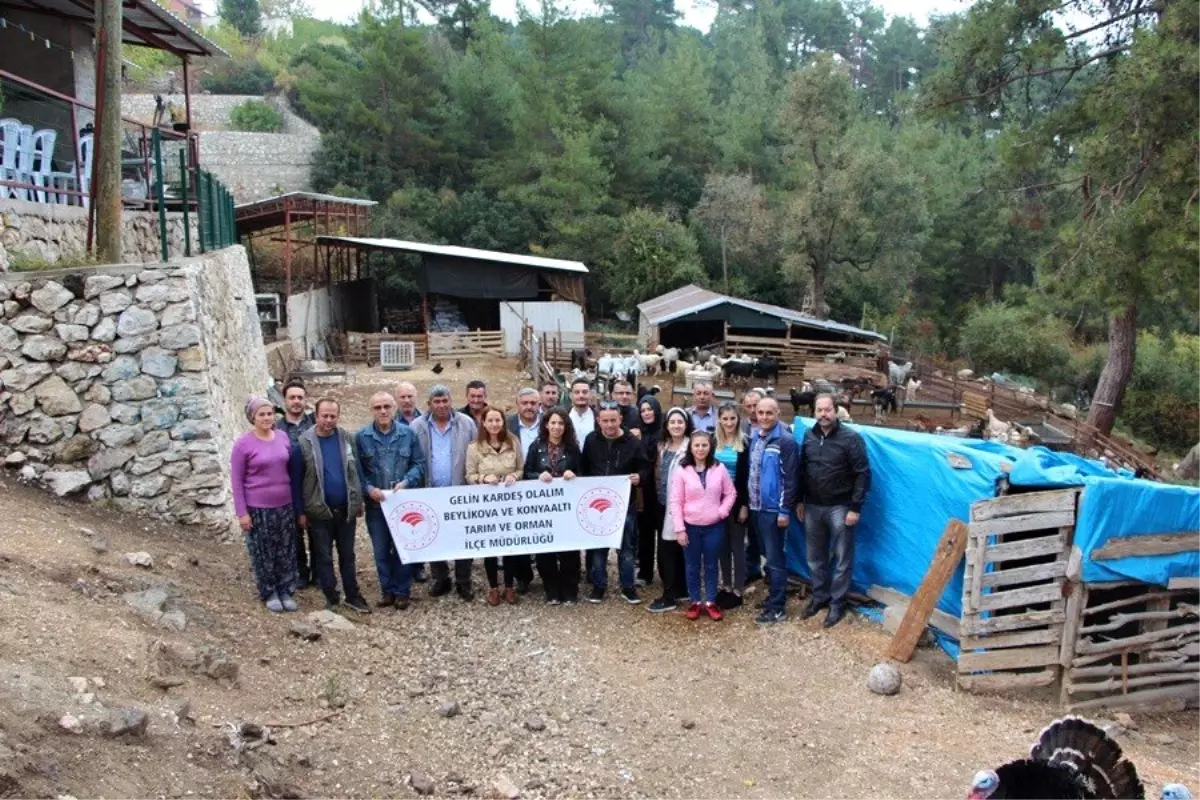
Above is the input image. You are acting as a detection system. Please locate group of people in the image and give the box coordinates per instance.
[230,372,872,627]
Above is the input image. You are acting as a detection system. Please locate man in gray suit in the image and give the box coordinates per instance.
[410,385,479,601]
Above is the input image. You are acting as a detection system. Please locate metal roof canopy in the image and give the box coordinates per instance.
[236,192,378,235]
[0,0,227,56]
[316,236,589,275]
[638,283,885,342]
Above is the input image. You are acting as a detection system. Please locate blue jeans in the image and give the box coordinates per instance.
[586,513,637,591]
[805,504,855,608]
[683,522,725,604]
[752,510,788,614]
[365,506,411,598]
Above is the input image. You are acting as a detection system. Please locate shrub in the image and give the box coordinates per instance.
[231,99,284,132]
[959,303,1072,384]
[199,59,274,94]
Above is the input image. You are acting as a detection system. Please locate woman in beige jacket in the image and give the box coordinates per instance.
[466,406,526,605]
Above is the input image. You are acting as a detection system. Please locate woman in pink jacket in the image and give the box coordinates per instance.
[669,432,737,621]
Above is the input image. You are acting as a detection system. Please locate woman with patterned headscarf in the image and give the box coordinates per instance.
[230,396,304,613]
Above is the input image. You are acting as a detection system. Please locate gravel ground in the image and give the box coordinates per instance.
[0,359,1194,799]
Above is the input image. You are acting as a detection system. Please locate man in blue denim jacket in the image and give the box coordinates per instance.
[355,391,425,610]
[746,397,799,624]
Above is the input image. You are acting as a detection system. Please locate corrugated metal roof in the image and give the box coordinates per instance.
[236,192,378,210]
[316,236,589,274]
[637,283,885,341]
[0,0,227,56]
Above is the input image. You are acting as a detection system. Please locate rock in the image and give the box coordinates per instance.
[53,324,89,343]
[1112,712,1137,730]
[493,774,520,800]
[130,474,170,498]
[122,551,155,568]
[18,465,36,481]
[58,714,84,734]
[158,324,201,351]
[90,317,117,343]
[87,447,134,480]
[169,697,193,725]
[102,708,148,738]
[70,303,101,328]
[2,365,53,395]
[139,269,167,284]
[306,610,356,632]
[116,306,158,338]
[136,430,171,457]
[100,355,140,383]
[1149,733,1176,746]
[113,334,156,354]
[438,700,460,719]
[66,343,112,364]
[524,716,546,732]
[110,376,157,402]
[68,676,90,693]
[95,424,141,448]
[4,451,25,467]
[681,718,696,730]
[27,415,65,445]
[77,404,111,433]
[135,283,172,305]
[409,774,436,796]
[55,361,89,384]
[44,469,92,496]
[54,435,97,463]
[123,586,187,631]
[84,275,126,299]
[160,303,195,327]
[21,335,67,362]
[30,281,75,314]
[289,622,322,641]
[34,376,82,415]
[10,312,53,334]
[176,345,206,372]
[139,400,180,430]
[867,662,902,696]
[109,403,140,425]
[171,419,217,441]
[140,347,177,378]
[81,383,111,405]
[97,291,133,315]
[89,535,109,553]
[158,376,205,397]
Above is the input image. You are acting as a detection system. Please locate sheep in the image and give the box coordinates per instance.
[1059,403,1078,420]
[676,359,694,375]
[888,360,914,387]
[637,352,662,374]
[956,368,975,380]
[985,408,1012,441]
[596,353,617,377]
[823,351,847,364]
[836,404,853,422]
[656,345,679,375]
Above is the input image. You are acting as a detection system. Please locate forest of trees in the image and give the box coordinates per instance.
[194,0,1198,452]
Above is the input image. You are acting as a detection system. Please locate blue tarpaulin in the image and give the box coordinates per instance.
[787,418,1021,622]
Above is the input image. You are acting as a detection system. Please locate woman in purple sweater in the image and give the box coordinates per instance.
[231,397,303,613]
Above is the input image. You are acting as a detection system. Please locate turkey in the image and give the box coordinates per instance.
[967,716,1144,799]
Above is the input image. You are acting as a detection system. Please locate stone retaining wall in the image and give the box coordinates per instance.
[0,199,198,271]
[0,247,268,534]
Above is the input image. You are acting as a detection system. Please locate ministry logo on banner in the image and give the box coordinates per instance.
[381,476,632,563]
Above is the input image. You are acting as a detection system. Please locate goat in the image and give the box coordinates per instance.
[985,408,1011,440]
[676,359,695,375]
[752,357,780,384]
[721,359,755,386]
[823,350,847,364]
[956,368,974,381]
[655,345,679,375]
[888,360,914,387]
[789,387,817,417]
[836,404,852,422]
[871,387,897,421]
[638,352,662,374]
[596,353,617,377]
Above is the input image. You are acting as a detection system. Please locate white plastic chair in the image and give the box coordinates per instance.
[0,119,24,200]
[50,133,92,207]
[27,128,57,203]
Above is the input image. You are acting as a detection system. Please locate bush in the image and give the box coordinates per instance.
[199,59,274,94]
[231,99,284,132]
[959,303,1072,384]
[1121,390,1200,452]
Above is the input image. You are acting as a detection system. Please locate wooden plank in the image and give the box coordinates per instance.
[977,583,1063,613]
[886,520,970,663]
[1168,577,1200,590]
[1068,672,1199,696]
[958,669,1058,692]
[983,534,1066,563]
[958,644,1061,672]
[1084,590,1179,616]
[1076,623,1200,655]
[961,627,1060,651]
[1068,682,1200,712]
[1080,607,1195,635]
[1060,584,1086,670]
[980,561,1067,589]
[971,490,1079,522]
[1065,545,1083,582]
[960,608,1066,636]
[1091,531,1200,561]
[970,511,1076,538]
[867,585,960,638]
[967,528,988,613]
[1070,657,1190,679]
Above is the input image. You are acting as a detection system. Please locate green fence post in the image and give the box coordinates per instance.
[197,171,208,253]
[179,149,191,257]
[152,129,168,262]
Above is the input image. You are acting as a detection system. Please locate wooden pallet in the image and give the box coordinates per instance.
[957,489,1080,692]
[1061,581,1199,711]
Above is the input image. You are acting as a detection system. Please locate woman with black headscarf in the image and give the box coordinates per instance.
[635,395,663,588]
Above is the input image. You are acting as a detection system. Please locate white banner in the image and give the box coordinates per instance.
[381,476,632,563]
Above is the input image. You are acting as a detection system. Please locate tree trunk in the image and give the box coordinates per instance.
[806,267,828,319]
[1086,304,1137,438]
[720,231,729,293]
[94,0,123,264]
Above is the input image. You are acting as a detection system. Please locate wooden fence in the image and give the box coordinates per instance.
[336,332,428,366]
[428,330,505,357]
[958,489,1080,693]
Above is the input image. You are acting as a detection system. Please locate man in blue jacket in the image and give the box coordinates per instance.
[355,391,425,610]
[747,397,799,624]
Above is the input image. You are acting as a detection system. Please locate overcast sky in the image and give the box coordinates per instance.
[201,0,967,30]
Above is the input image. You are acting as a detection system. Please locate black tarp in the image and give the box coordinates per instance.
[419,257,539,299]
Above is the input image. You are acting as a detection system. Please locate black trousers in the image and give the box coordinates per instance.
[658,536,686,601]
[295,521,312,585]
[308,507,360,605]
[637,490,661,584]
[484,554,531,588]
[536,551,581,602]
[431,559,473,588]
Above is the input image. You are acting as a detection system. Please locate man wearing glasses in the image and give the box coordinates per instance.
[355,391,425,610]
[580,401,650,604]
